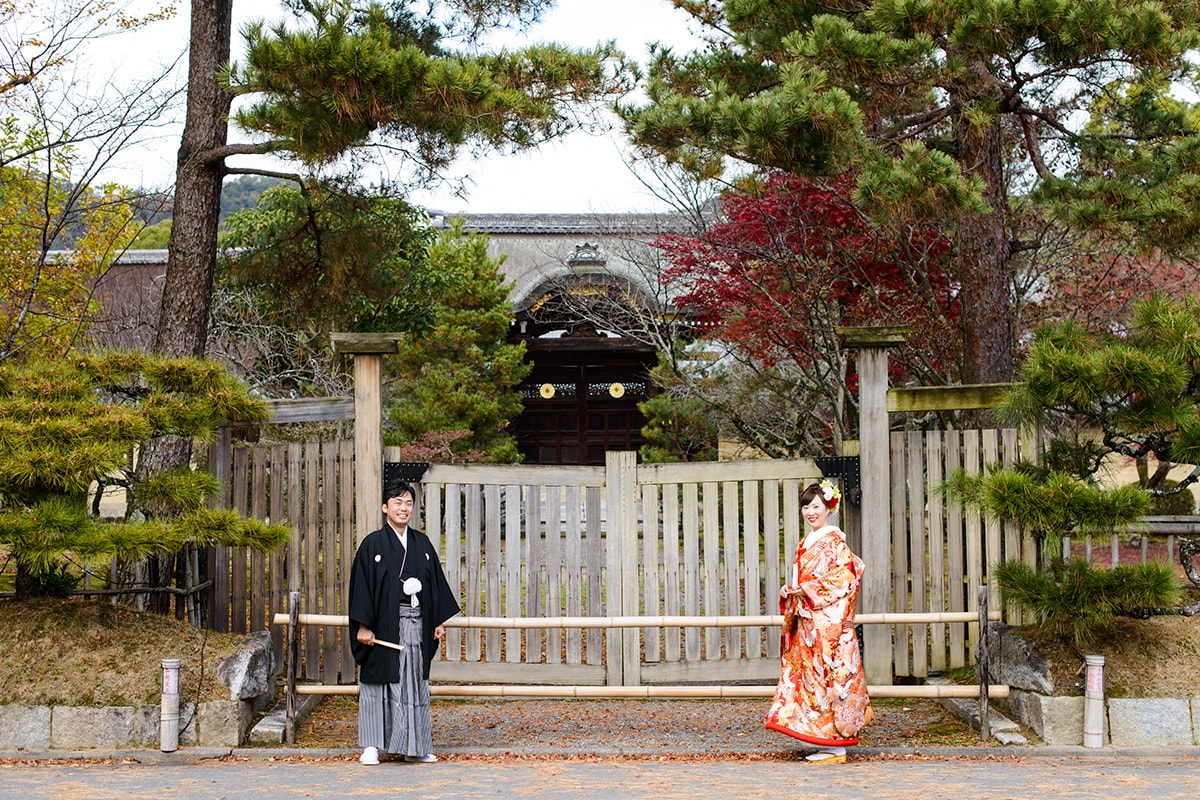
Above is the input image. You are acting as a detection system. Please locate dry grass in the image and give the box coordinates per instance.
[0,597,250,707]
[1013,612,1200,698]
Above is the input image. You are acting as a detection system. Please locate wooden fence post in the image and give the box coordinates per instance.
[332,333,401,548]
[838,326,907,686]
[286,590,300,745]
[978,585,990,742]
[617,452,641,686]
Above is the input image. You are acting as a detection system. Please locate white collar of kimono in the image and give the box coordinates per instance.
[802,524,838,549]
[392,525,408,549]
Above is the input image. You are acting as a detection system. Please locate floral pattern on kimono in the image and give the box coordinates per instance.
[765,524,873,746]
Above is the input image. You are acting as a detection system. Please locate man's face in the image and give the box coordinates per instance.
[383,492,414,530]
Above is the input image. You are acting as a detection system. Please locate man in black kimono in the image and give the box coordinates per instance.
[348,480,460,765]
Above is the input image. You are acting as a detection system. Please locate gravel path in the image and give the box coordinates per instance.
[298,696,1003,757]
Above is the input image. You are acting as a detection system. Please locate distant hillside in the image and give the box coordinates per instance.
[131,175,285,228]
[218,175,285,221]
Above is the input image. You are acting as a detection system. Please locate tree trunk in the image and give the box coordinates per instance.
[953,101,1015,385]
[137,0,234,607]
[156,0,233,361]
[143,0,233,478]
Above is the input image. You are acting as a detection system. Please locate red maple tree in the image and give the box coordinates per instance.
[654,172,961,451]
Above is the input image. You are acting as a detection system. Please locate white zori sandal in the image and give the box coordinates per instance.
[805,747,847,763]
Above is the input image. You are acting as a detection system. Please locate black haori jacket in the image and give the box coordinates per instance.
[348,523,460,683]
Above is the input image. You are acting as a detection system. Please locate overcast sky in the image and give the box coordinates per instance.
[94,0,707,214]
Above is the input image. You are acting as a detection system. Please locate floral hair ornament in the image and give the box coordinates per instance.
[819,479,840,512]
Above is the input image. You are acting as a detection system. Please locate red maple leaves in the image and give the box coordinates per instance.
[656,172,962,387]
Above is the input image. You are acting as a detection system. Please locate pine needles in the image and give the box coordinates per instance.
[995,558,1181,649]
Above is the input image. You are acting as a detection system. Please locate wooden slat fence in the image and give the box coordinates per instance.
[415,451,823,687]
[209,440,823,687]
[209,431,1194,688]
[1065,516,1197,569]
[886,426,1193,681]
[207,438,355,682]
[887,428,1036,678]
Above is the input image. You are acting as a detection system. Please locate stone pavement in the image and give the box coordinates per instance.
[1,747,1199,799]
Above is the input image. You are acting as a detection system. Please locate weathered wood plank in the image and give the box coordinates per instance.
[702,481,721,660]
[266,397,354,424]
[438,484,460,662]
[763,479,781,660]
[635,458,819,484]
[642,484,661,664]
[944,431,966,669]
[231,446,249,636]
[425,463,604,487]
[906,430,928,678]
[890,431,909,677]
[269,443,287,669]
[321,443,338,684]
[504,484,522,665]
[436,661,606,686]
[585,486,603,665]
[662,484,682,663]
[544,484,562,666]
[566,485,583,665]
[683,483,700,662]
[303,442,320,680]
[743,480,762,659]
[926,431,947,672]
[338,440,355,677]
[524,484,542,665]
[964,433,983,661]
[887,383,1012,413]
[1002,428,1025,627]
[982,431,1003,617]
[465,485,483,663]
[484,484,502,662]
[722,480,742,659]
[250,447,268,637]
[641,657,780,685]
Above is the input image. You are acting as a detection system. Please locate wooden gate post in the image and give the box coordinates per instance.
[332,333,402,547]
[838,326,907,686]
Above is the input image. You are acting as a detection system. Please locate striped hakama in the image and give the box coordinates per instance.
[358,606,433,756]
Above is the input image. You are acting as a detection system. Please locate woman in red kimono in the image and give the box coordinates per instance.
[765,480,873,762]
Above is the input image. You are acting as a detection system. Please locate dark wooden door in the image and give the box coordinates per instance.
[515,348,653,465]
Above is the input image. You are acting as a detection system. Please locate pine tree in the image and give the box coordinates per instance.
[621,0,1200,384]
[385,221,531,463]
[147,0,630,481]
[637,351,719,463]
[942,295,1200,644]
[0,353,288,599]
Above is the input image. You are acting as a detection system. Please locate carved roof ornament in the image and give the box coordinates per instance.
[567,242,606,267]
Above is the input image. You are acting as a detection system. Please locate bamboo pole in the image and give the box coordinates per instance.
[293,683,1010,699]
[273,611,1002,628]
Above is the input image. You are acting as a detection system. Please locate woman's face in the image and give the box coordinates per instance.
[802,495,829,530]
